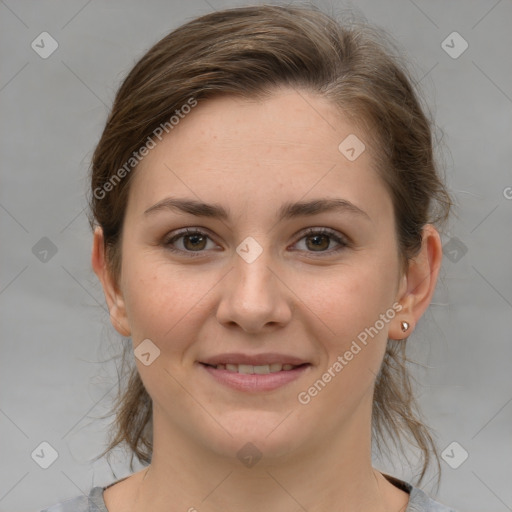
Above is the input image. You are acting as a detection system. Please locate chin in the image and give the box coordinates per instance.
[199,410,311,464]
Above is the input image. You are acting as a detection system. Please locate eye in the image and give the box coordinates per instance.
[292,227,349,255]
[163,228,218,256]
[163,227,350,258]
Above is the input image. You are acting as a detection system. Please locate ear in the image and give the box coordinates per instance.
[389,224,443,340]
[91,226,131,337]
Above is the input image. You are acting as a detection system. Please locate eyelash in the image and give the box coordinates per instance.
[163,227,350,258]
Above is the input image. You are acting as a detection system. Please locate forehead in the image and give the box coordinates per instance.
[128,88,393,224]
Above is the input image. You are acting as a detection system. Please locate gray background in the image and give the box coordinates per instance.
[1,0,511,511]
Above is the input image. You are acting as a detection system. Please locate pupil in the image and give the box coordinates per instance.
[308,234,328,250]
[185,234,205,250]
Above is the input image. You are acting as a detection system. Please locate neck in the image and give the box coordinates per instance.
[129,399,408,512]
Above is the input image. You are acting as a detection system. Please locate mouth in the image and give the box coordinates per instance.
[198,361,311,392]
[200,362,308,374]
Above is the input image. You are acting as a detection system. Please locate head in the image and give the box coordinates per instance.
[90,4,451,484]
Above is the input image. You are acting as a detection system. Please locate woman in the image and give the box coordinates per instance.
[42,4,456,511]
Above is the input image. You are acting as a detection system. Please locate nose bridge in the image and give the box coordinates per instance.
[233,236,277,305]
[216,236,292,331]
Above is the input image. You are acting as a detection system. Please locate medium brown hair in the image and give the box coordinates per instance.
[89,4,452,485]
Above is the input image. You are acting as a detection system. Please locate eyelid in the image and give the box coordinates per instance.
[163,226,350,257]
[289,226,350,255]
[298,226,350,245]
[163,227,221,252]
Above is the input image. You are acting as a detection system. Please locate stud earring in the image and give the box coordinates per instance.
[400,321,410,333]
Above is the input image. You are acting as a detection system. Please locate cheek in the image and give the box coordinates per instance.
[300,256,397,383]
[301,278,392,411]
[307,262,395,335]
[121,254,217,350]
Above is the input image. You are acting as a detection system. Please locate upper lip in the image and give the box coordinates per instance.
[200,353,310,366]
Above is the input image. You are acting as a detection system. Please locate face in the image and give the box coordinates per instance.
[101,88,411,463]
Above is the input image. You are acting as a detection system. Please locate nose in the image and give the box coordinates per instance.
[215,243,293,333]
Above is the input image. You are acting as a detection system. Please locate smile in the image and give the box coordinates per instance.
[203,363,302,373]
[199,362,311,392]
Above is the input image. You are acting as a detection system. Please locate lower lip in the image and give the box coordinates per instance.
[200,363,311,392]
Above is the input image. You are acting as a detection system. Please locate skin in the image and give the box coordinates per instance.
[92,88,442,512]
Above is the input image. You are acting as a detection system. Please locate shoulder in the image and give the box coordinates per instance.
[407,485,458,512]
[39,486,107,512]
[383,473,457,512]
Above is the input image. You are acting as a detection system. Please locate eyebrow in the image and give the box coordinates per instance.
[144,197,371,222]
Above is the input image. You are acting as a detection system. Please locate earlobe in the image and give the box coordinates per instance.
[91,226,131,337]
[390,224,442,340]
[389,313,414,341]
[400,320,410,333]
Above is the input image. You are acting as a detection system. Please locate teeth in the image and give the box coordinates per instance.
[238,364,253,374]
[215,363,299,373]
[253,365,270,374]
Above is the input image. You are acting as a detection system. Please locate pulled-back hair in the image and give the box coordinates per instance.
[89,4,452,485]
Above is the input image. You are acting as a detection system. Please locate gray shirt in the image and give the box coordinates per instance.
[40,475,457,512]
